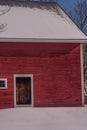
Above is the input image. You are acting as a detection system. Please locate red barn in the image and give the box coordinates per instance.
[0,2,87,109]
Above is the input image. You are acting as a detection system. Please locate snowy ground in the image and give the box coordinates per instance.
[0,107,87,130]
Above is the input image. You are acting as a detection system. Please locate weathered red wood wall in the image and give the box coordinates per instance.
[0,43,82,108]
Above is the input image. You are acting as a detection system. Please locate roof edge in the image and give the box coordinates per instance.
[55,2,87,36]
[0,38,87,43]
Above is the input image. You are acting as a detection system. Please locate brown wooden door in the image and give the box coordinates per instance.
[16,77,31,105]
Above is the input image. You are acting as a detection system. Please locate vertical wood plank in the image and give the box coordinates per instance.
[80,43,85,106]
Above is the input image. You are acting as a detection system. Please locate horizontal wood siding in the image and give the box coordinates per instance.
[0,43,82,108]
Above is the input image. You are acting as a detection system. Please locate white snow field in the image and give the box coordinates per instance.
[0,4,87,40]
[0,107,87,130]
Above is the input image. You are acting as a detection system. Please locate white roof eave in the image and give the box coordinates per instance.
[0,38,87,43]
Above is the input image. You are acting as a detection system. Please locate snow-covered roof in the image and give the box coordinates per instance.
[0,2,87,42]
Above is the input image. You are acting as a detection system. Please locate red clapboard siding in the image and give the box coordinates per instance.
[0,42,79,57]
[0,43,82,108]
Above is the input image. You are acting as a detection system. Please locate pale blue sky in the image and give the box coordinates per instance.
[57,0,81,12]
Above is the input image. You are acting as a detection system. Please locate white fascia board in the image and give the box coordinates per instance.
[0,38,87,43]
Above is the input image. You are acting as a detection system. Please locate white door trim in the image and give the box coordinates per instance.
[14,74,34,107]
